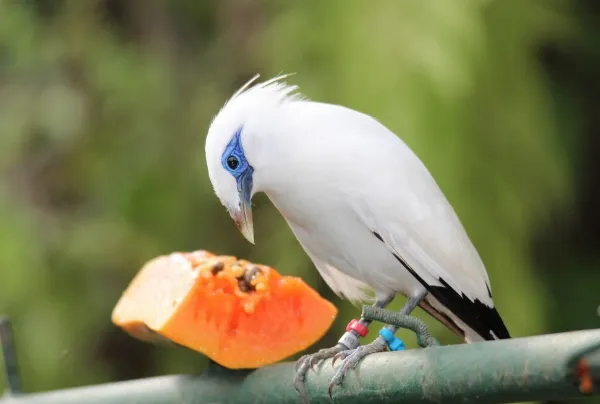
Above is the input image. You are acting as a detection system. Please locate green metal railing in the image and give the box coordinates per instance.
[1,317,599,403]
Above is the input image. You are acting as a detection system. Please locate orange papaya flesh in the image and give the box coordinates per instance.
[111,250,338,369]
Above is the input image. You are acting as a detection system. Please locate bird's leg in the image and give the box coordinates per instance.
[327,289,428,397]
[361,305,440,348]
[293,293,395,404]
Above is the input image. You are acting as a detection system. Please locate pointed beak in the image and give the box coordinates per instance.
[230,170,254,244]
[230,200,254,244]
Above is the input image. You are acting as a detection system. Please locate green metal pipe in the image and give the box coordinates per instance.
[2,329,599,404]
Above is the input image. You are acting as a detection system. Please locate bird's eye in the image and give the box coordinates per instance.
[227,156,239,170]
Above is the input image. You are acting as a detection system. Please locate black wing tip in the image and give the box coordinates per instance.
[375,231,511,341]
[430,283,511,341]
[487,306,511,339]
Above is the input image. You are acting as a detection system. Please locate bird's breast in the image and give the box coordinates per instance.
[266,190,421,297]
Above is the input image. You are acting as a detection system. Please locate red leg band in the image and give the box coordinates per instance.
[346,319,369,337]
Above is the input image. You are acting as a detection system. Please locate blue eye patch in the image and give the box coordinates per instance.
[221,128,254,202]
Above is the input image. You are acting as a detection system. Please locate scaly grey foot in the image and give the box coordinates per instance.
[293,345,344,404]
[328,336,388,398]
[293,294,398,403]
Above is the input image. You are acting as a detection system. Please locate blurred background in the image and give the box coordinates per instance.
[0,0,598,400]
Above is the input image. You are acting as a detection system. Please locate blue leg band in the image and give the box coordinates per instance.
[379,327,405,351]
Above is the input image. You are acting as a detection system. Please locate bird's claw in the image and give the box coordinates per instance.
[331,350,352,368]
[309,354,323,372]
[293,345,343,404]
[328,337,388,398]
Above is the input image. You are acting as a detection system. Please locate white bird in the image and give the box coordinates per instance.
[205,75,510,401]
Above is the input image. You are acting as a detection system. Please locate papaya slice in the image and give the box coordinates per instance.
[111,250,338,369]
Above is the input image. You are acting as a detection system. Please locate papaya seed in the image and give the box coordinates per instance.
[210,261,224,275]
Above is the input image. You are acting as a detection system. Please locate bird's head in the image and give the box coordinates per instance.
[205,74,302,244]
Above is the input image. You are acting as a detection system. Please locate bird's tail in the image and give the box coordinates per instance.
[420,295,511,343]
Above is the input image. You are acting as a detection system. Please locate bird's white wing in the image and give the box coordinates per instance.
[352,150,514,341]
[350,136,494,308]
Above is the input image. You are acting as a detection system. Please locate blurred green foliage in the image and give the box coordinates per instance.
[0,1,597,402]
